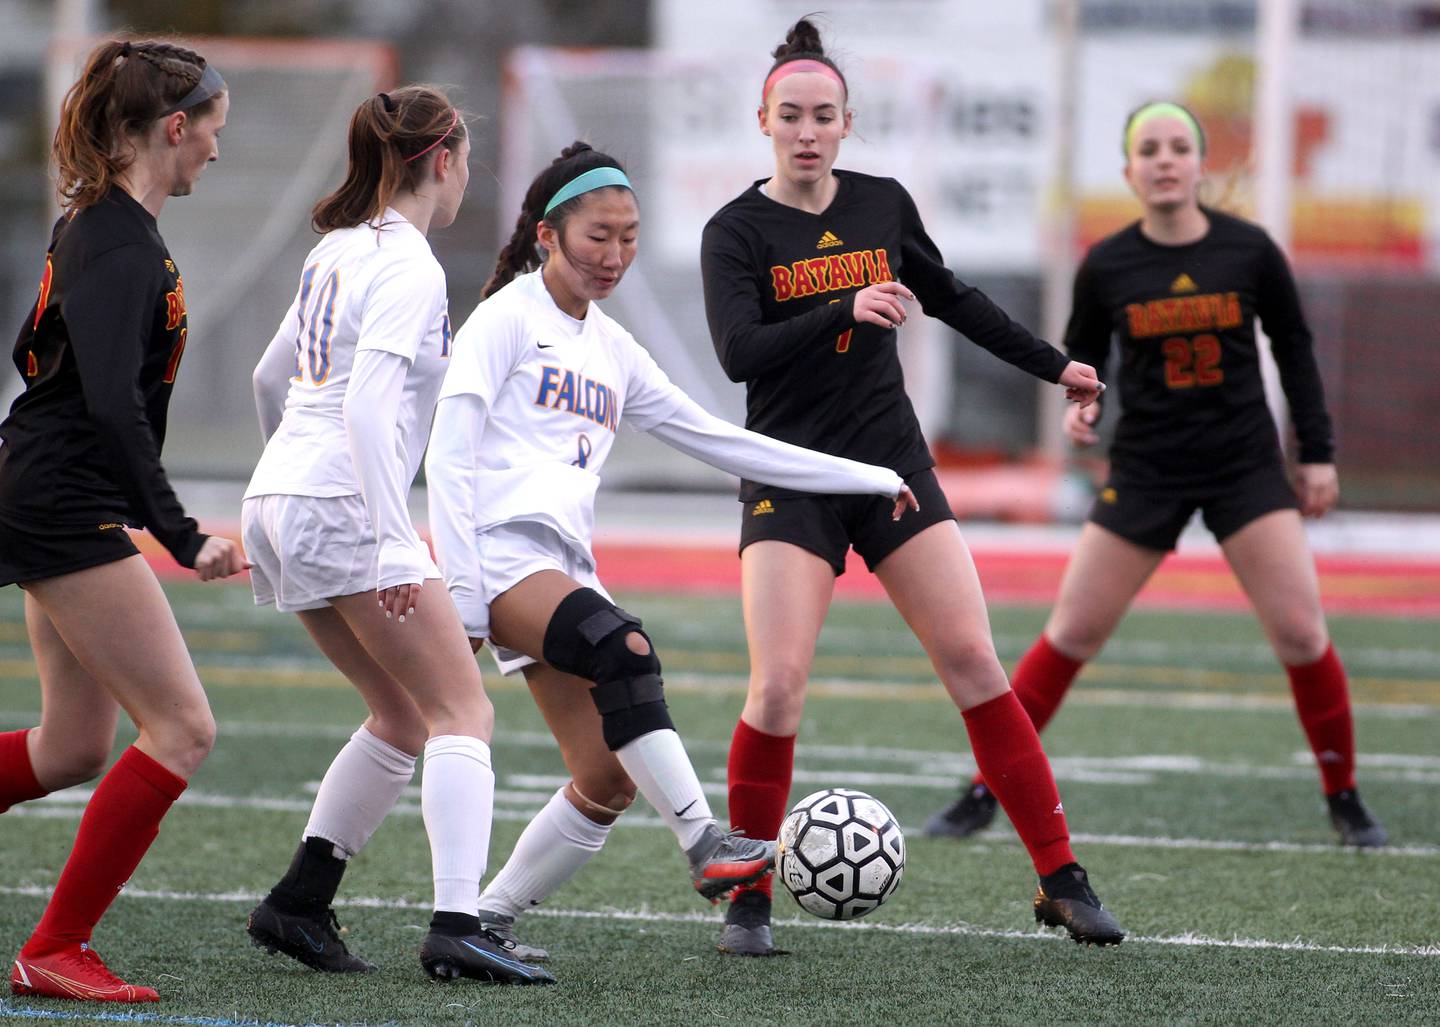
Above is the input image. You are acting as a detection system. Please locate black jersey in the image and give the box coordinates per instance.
[702,170,1068,501]
[1066,209,1332,490]
[0,189,203,567]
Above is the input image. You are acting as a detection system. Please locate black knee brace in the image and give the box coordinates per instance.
[541,588,674,751]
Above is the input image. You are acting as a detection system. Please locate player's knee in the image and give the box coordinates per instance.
[46,737,112,788]
[569,774,636,822]
[931,636,1002,685]
[1272,618,1329,666]
[542,588,674,751]
[750,659,810,704]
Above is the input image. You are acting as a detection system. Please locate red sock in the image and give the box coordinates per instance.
[0,728,46,813]
[973,636,1083,788]
[726,718,795,900]
[1285,643,1356,795]
[22,747,186,954]
[963,691,1075,876]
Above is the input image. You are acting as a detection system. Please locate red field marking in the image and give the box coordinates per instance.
[134,529,1440,616]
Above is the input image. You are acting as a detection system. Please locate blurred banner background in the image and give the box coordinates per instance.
[2,0,1436,512]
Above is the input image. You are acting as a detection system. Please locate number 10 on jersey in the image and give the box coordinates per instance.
[293,262,340,385]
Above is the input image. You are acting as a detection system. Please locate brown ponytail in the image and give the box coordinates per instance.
[763,16,848,103]
[53,39,220,211]
[311,85,468,233]
[481,141,631,299]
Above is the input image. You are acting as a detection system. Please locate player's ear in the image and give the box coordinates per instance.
[841,107,853,139]
[536,217,557,254]
[757,104,771,137]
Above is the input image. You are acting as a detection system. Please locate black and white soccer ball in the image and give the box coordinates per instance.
[776,787,905,920]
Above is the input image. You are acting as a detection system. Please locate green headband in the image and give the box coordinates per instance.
[1124,102,1206,156]
[543,166,633,217]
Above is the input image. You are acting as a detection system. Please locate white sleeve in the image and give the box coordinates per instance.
[252,299,299,442]
[647,392,904,497]
[358,259,447,361]
[616,334,688,432]
[424,393,490,638]
[344,348,430,591]
[440,299,526,405]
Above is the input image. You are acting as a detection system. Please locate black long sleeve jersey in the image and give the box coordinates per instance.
[702,170,1069,501]
[0,189,203,567]
[1065,208,1333,490]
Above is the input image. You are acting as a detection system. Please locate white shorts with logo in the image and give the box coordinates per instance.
[464,520,610,676]
[242,493,441,613]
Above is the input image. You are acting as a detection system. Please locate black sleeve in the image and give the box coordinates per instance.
[62,246,205,566]
[701,218,854,383]
[1062,255,1113,370]
[1255,237,1334,464]
[895,185,1069,384]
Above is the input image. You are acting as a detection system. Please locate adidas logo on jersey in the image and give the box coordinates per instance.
[816,230,844,249]
[751,499,776,516]
[1170,273,1198,293]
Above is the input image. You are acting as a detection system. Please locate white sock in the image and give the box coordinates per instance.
[422,734,495,915]
[478,786,612,919]
[303,726,416,858]
[614,729,714,852]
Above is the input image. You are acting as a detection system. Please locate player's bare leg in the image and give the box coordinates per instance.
[1223,510,1385,845]
[877,523,1124,945]
[924,522,1163,838]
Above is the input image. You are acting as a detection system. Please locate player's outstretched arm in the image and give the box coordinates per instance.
[645,393,908,505]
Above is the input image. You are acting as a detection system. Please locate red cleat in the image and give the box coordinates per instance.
[11,943,159,1003]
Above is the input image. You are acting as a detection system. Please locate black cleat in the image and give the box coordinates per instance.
[419,929,556,985]
[246,898,376,972]
[1033,863,1125,946]
[717,890,787,957]
[922,782,998,839]
[477,909,550,963]
[1327,788,1389,848]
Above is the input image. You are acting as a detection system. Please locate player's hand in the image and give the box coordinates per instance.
[1058,361,1105,407]
[378,581,422,623]
[852,282,914,330]
[193,536,251,581]
[1294,463,1339,518]
[1064,401,1102,448]
[891,484,920,521]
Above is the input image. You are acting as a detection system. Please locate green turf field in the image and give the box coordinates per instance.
[0,582,1436,1025]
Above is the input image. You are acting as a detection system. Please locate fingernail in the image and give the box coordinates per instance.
[385,610,392,619]
[398,614,405,623]
[407,607,415,616]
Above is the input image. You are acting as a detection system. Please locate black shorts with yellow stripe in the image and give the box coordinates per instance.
[738,467,955,576]
[0,514,140,588]
[1088,460,1299,553]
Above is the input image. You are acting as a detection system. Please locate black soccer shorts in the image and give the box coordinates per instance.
[1087,459,1300,553]
[738,467,956,576]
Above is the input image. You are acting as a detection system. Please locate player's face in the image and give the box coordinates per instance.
[1123,116,1202,213]
[760,74,851,186]
[549,188,639,303]
[433,135,472,230]
[169,91,228,198]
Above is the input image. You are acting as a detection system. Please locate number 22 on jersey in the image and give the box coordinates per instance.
[292,262,340,385]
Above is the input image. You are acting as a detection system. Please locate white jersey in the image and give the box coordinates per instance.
[245,210,451,501]
[426,270,903,633]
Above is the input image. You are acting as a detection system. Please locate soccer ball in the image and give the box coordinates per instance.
[776,787,905,920]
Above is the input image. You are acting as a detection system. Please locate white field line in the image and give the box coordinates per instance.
[10,787,1439,858]
[0,884,1435,959]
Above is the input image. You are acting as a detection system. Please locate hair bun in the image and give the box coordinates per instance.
[773,16,825,60]
[557,140,594,162]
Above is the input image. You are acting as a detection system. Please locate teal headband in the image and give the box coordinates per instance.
[1124,102,1207,156]
[543,166,633,217]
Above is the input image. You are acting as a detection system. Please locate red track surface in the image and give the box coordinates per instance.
[139,532,1440,616]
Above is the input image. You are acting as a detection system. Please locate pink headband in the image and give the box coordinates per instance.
[761,59,846,103]
[404,108,460,164]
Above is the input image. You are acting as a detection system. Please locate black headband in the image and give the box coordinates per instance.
[158,64,226,118]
